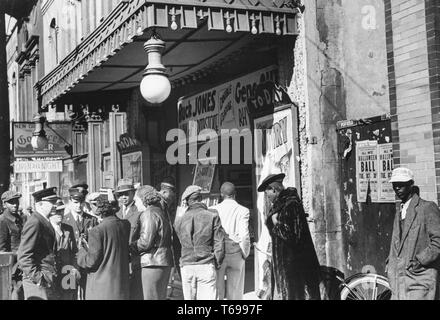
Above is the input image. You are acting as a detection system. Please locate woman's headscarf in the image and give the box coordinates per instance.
[136,185,162,207]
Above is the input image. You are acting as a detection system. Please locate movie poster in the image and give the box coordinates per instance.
[121,151,143,185]
[193,160,216,194]
[253,105,300,298]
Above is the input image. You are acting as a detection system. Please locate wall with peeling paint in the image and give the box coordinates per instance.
[341,0,390,119]
[337,118,394,276]
[288,0,391,277]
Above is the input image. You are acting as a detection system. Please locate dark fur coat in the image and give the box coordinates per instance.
[266,188,321,300]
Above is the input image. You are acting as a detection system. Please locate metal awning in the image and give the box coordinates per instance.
[37,0,301,107]
[2,0,37,19]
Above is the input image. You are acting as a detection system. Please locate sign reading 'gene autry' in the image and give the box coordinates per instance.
[177,65,290,136]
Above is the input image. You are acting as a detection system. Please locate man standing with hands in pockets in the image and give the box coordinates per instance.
[211,182,250,300]
[387,167,440,300]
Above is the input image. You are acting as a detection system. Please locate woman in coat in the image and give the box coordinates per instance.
[258,173,321,300]
[77,199,131,300]
[130,185,173,300]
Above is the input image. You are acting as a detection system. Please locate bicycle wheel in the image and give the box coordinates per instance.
[340,274,391,300]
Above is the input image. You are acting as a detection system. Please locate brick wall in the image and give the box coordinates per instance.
[385,0,438,202]
[425,0,440,203]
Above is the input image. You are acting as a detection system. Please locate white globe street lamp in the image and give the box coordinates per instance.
[140,33,171,104]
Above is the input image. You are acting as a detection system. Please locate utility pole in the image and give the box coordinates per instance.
[0,7,11,194]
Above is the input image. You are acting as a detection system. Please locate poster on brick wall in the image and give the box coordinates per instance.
[356,141,394,203]
[356,140,379,203]
[378,143,395,203]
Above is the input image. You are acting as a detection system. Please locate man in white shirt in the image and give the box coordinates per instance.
[210,182,250,300]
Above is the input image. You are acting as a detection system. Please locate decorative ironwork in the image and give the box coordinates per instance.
[37,0,300,108]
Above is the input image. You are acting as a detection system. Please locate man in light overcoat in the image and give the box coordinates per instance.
[387,167,440,300]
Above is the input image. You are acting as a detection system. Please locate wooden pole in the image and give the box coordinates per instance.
[0,9,11,194]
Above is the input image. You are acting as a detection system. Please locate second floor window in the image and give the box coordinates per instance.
[49,18,58,65]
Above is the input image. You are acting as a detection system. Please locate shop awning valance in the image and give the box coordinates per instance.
[37,0,301,107]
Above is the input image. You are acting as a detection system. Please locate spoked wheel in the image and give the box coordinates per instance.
[340,273,391,300]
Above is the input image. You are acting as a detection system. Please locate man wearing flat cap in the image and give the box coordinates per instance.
[0,190,26,299]
[386,167,440,300]
[113,178,142,300]
[0,191,24,253]
[62,186,98,300]
[174,185,225,300]
[17,187,59,300]
[257,173,321,300]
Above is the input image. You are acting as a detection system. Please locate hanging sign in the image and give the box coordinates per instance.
[14,160,63,173]
[116,133,142,154]
[13,122,72,158]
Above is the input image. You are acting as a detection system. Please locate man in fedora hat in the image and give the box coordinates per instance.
[17,187,59,300]
[62,186,98,300]
[0,190,26,299]
[115,178,142,300]
[77,197,130,300]
[257,173,321,300]
[174,185,225,300]
[386,167,440,300]
[115,179,138,220]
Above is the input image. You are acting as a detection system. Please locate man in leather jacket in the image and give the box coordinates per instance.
[130,185,173,300]
[174,185,225,300]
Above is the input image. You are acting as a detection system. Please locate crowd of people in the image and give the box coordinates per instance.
[2,167,440,300]
[0,179,250,300]
[0,171,323,300]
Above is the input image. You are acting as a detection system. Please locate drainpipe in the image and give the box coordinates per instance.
[0,9,11,194]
